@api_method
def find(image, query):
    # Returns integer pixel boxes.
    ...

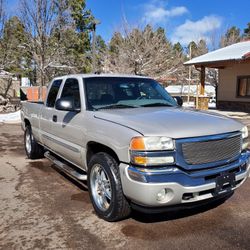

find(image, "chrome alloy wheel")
[90,164,112,211]
[25,131,32,154]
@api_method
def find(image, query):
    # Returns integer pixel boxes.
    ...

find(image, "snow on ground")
[166,85,215,96]
[210,110,250,119]
[183,101,216,109]
[0,111,21,124]
[183,102,249,118]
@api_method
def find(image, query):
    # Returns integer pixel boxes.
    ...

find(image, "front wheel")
[24,125,44,159]
[87,152,131,221]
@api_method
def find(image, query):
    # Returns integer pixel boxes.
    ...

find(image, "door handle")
[52,115,57,122]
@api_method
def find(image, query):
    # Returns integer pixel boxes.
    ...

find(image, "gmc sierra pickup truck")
[21,74,250,221]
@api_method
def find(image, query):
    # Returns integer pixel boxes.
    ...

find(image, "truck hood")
[94,107,243,139]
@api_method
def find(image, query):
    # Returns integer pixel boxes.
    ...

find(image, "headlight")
[241,126,249,150]
[241,126,249,139]
[129,137,175,166]
[130,136,174,151]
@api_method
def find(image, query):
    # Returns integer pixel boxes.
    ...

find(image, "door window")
[46,79,62,107]
[61,78,81,109]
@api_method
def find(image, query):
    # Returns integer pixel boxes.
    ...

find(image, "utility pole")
[91,19,100,74]
[187,43,192,104]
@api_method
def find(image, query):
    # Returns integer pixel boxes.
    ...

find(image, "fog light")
[156,188,167,201]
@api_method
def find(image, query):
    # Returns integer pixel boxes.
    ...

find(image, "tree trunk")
[3,78,12,98]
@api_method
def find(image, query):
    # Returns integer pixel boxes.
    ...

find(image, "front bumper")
[119,151,250,207]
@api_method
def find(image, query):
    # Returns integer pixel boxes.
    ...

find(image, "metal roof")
[184,41,250,66]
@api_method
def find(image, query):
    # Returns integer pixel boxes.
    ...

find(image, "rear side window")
[46,80,62,107]
[61,78,81,109]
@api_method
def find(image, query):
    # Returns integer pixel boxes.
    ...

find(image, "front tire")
[24,125,44,159]
[87,152,131,221]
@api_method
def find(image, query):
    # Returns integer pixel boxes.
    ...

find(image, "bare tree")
[19,0,74,88]
[106,24,184,80]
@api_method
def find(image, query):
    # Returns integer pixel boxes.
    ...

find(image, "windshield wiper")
[141,103,173,107]
[97,104,138,110]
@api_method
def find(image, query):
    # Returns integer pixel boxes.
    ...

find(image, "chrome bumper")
[119,151,250,207]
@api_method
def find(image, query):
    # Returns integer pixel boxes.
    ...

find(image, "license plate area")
[214,172,236,195]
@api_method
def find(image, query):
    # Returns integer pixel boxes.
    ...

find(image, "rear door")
[49,77,85,167]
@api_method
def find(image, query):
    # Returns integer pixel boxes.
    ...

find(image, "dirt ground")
[0,121,250,250]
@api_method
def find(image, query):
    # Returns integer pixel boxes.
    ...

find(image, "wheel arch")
[24,118,31,128]
[86,141,120,166]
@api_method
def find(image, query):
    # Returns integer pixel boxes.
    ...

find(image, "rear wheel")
[24,125,44,159]
[88,152,131,221]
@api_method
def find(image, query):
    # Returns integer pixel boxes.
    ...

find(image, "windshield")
[84,77,178,110]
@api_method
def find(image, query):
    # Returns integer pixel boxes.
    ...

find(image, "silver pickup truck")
[21,74,250,221]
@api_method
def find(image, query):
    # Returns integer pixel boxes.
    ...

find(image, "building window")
[237,76,250,97]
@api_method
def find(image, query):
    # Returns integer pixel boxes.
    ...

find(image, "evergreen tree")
[68,0,93,32]
[220,26,241,47]
[197,39,208,55]
[19,0,95,86]
[109,32,123,54]
[95,35,107,72]
[188,40,208,58]
[61,0,94,73]
[1,16,29,74]
[173,42,183,54]
[243,22,250,39]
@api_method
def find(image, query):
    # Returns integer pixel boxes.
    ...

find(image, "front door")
[49,78,85,167]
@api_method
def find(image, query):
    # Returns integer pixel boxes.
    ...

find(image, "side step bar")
[44,151,87,184]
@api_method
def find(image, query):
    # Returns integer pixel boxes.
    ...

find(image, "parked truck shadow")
[50,164,88,192]
[130,192,233,223]
[48,162,233,223]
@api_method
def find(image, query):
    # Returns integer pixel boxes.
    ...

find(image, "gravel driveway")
[0,121,250,250]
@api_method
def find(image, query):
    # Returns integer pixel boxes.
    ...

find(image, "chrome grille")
[182,135,242,165]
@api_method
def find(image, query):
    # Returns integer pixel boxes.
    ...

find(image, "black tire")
[87,152,131,221]
[24,125,44,159]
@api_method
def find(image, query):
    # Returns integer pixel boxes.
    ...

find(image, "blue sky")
[6,0,250,46]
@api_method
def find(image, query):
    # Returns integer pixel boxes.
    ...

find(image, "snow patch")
[0,111,21,124]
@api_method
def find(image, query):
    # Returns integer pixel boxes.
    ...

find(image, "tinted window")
[61,78,81,109]
[46,80,62,107]
[84,77,177,110]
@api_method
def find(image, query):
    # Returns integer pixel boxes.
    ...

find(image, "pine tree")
[68,0,93,32]
[188,39,208,58]
[220,26,241,47]
[243,23,250,39]
[173,42,183,54]
[19,0,96,86]
[0,16,29,74]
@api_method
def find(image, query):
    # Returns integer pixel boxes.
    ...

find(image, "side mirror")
[173,96,183,107]
[55,98,80,112]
